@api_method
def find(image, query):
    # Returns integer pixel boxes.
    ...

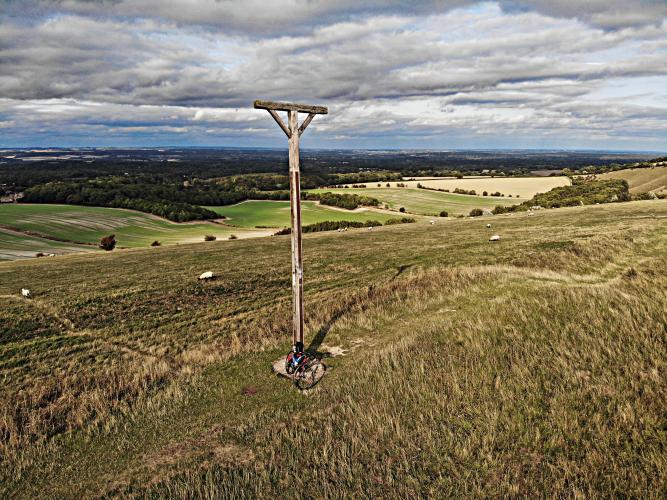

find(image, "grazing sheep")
[486,223,491,228]
[489,235,501,242]
[198,271,214,280]
[21,288,31,298]
[527,211,535,217]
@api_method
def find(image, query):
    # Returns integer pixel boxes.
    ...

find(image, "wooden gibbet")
[253,100,328,353]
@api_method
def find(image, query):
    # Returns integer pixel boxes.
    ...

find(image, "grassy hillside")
[0,228,94,261]
[205,200,395,227]
[598,166,667,195]
[308,187,515,215]
[0,204,261,253]
[0,200,665,497]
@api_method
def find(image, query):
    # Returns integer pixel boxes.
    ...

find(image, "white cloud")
[1,1,666,149]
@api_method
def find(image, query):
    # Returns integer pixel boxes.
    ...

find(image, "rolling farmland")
[308,187,515,215]
[0,204,262,255]
[401,176,569,198]
[0,228,93,261]
[0,202,400,261]
[205,200,396,227]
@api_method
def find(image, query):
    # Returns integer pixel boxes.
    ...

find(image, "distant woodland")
[1,149,661,221]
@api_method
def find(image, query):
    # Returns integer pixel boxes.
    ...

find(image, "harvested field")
[401,176,570,198]
[204,200,396,228]
[308,187,515,215]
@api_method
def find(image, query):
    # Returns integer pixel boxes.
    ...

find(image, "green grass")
[204,200,396,227]
[0,204,259,252]
[308,187,516,215]
[0,200,665,497]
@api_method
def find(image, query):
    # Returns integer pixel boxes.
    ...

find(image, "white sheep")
[486,223,491,228]
[198,271,214,280]
[489,235,501,242]
[21,288,31,298]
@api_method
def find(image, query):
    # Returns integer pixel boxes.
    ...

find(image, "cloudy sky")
[1,0,666,150]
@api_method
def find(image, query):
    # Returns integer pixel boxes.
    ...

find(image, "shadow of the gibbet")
[306,306,347,357]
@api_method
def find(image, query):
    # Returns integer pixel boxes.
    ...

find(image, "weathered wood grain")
[254,99,328,115]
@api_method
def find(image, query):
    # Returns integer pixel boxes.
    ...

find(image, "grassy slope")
[1,200,666,497]
[205,200,396,227]
[0,228,94,261]
[308,187,515,215]
[0,204,258,251]
[599,166,667,195]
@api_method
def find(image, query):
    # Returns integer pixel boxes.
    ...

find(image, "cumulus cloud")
[1,1,666,149]
[6,0,667,32]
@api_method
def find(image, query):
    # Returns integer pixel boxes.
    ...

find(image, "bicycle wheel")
[294,358,326,390]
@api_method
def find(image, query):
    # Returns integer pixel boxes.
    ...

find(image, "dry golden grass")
[134,263,667,498]
[0,200,665,497]
[599,166,667,195]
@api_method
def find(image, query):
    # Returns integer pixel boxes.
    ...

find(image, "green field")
[205,200,396,227]
[308,187,516,215]
[0,204,260,256]
[1,200,665,497]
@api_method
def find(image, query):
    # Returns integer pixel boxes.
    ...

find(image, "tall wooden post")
[253,100,328,353]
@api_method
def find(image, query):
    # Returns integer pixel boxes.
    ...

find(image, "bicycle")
[285,351,326,389]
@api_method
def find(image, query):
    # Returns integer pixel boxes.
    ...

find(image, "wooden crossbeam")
[254,99,328,354]
[254,99,328,115]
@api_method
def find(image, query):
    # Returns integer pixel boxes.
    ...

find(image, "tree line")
[20,176,384,222]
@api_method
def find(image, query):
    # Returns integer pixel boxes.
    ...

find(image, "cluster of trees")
[384,217,416,225]
[305,192,380,210]
[565,157,666,176]
[22,179,220,222]
[488,178,631,215]
[214,173,329,192]
[275,216,415,235]
[453,187,477,196]
[418,184,511,197]
[276,220,381,234]
[520,178,630,209]
[330,171,402,185]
